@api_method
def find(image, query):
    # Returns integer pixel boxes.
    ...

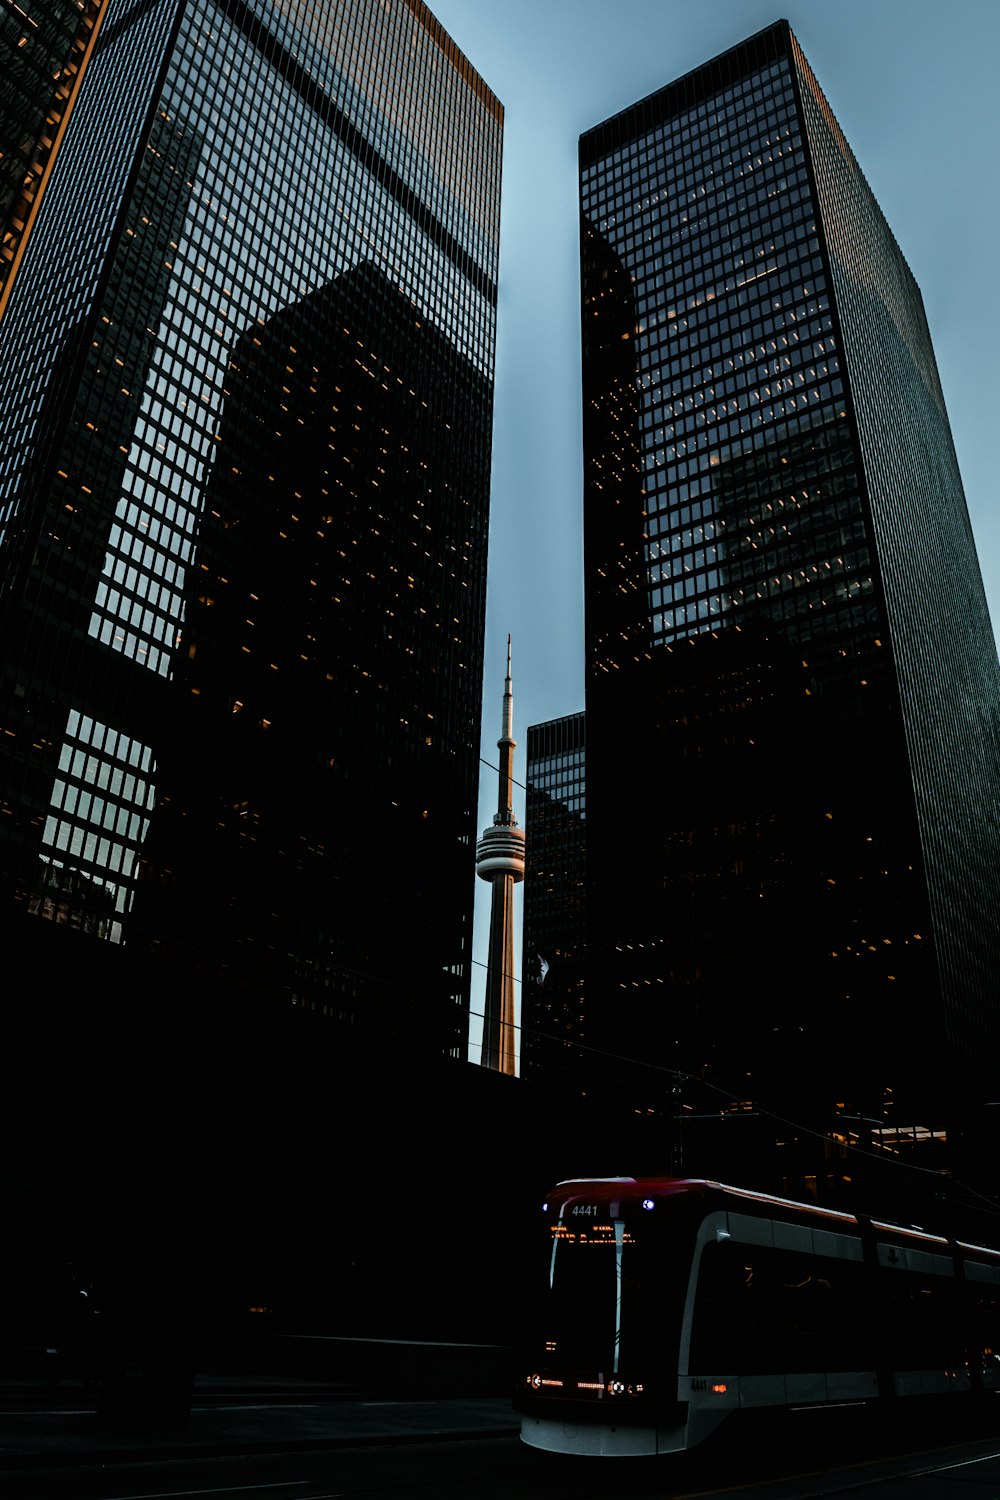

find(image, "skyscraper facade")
[0,0,502,1057]
[579,21,999,1168]
[521,711,587,1083]
[0,0,110,319]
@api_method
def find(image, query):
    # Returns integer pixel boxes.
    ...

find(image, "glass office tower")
[580,22,999,1170]
[0,0,110,318]
[0,0,502,1058]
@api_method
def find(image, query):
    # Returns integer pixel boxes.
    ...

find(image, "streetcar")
[516,1176,1000,1457]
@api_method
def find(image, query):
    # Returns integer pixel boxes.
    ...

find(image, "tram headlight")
[608,1379,626,1396]
[528,1372,542,1390]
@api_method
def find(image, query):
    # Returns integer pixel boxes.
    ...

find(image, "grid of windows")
[0,0,501,1059]
[36,709,155,941]
[578,21,1000,1160]
[527,744,585,817]
[791,30,1000,1075]
[581,52,866,662]
[0,0,109,317]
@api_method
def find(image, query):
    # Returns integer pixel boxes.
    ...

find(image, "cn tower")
[476,637,525,1074]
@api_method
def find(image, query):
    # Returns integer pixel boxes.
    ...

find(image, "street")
[4,1388,1000,1499]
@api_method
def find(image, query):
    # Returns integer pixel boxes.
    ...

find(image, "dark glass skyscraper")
[579,22,999,1173]
[0,0,502,1058]
[0,0,109,319]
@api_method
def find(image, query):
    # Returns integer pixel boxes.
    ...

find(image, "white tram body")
[516,1177,1000,1457]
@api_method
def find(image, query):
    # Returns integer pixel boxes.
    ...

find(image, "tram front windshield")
[543,1212,674,1372]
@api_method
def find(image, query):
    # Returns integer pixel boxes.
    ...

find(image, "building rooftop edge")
[526,710,586,742]
[402,0,504,123]
[579,17,791,158]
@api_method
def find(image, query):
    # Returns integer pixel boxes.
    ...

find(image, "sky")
[427,0,1000,1065]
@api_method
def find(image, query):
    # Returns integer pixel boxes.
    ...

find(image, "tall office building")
[0,0,502,1058]
[1,0,110,319]
[521,711,587,1082]
[579,21,999,1171]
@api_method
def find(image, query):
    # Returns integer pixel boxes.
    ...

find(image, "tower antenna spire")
[476,636,525,1074]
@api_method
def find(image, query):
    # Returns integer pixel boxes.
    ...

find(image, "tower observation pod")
[476,636,525,1075]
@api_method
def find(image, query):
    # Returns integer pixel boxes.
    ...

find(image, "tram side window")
[690,1241,870,1374]
[875,1268,962,1370]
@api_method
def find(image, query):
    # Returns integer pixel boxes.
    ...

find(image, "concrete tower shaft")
[476,636,524,1074]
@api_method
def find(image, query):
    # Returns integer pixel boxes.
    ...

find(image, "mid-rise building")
[578,21,999,1176]
[0,0,502,1058]
[521,711,587,1083]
